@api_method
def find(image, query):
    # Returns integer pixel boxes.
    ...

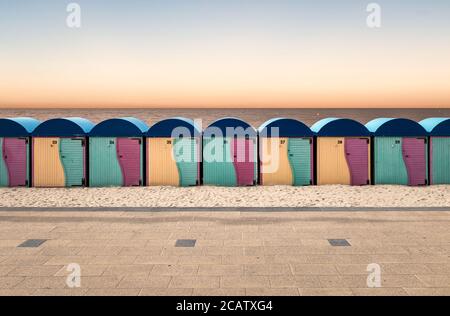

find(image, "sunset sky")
[0,0,449,108]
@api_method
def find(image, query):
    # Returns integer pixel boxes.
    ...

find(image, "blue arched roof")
[89,117,148,137]
[419,118,450,136]
[258,118,313,137]
[0,117,41,137]
[204,117,256,137]
[33,117,94,137]
[311,118,370,137]
[147,117,201,137]
[366,118,427,137]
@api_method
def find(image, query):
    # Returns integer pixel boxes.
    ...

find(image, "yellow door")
[260,138,293,185]
[317,137,351,185]
[33,138,65,187]
[147,138,180,186]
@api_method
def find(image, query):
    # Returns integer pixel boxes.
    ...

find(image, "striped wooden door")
[260,138,293,185]
[288,138,312,186]
[232,138,255,186]
[203,137,237,186]
[147,138,179,186]
[33,138,65,187]
[0,138,8,187]
[344,138,370,186]
[374,137,408,185]
[431,137,450,184]
[89,138,123,187]
[402,138,427,186]
[117,138,142,186]
[173,138,198,186]
[317,138,351,185]
[60,138,85,186]
[3,138,28,187]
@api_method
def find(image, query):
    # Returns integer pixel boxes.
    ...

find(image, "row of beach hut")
[0,116,449,188]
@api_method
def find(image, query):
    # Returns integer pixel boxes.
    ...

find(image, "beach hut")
[32,117,93,187]
[89,117,148,187]
[420,118,450,184]
[0,117,40,187]
[203,117,257,186]
[366,118,428,186]
[146,118,201,186]
[311,118,371,186]
[258,118,314,186]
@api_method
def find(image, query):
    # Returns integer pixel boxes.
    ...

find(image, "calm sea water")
[1,108,449,127]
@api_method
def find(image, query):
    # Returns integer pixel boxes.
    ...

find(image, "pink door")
[117,138,141,186]
[232,138,255,186]
[344,138,369,186]
[402,138,427,186]
[4,138,28,186]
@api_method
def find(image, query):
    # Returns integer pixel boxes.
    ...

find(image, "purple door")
[345,138,369,186]
[4,138,28,186]
[402,138,427,186]
[117,138,141,186]
[232,138,255,186]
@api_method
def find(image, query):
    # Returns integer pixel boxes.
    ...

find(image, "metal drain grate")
[18,239,47,248]
[175,239,196,247]
[328,239,351,247]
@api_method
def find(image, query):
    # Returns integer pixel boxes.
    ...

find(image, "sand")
[0,185,449,208]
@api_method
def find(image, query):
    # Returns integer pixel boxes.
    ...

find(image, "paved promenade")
[0,209,449,296]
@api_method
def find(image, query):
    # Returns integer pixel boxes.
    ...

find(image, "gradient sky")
[0,0,449,108]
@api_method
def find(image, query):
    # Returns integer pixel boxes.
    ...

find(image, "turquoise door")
[203,137,237,186]
[89,137,123,187]
[174,137,199,186]
[431,137,450,184]
[0,138,8,187]
[288,138,312,186]
[374,137,408,185]
[60,138,85,186]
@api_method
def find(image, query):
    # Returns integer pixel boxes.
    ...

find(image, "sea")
[1,108,449,127]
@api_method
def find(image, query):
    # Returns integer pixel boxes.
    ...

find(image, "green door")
[431,137,450,184]
[374,137,408,185]
[203,137,237,186]
[89,137,123,187]
[288,138,312,186]
[0,138,8,187]
[60,138,85,186]
[174,138,198,186]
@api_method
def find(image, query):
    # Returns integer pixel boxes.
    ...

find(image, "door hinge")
[81,140,86,147]
[367,180,370,185]
[82,178,86,185]
[309,180,313,185]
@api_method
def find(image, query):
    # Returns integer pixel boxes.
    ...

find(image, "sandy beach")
[0,185,449,208]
